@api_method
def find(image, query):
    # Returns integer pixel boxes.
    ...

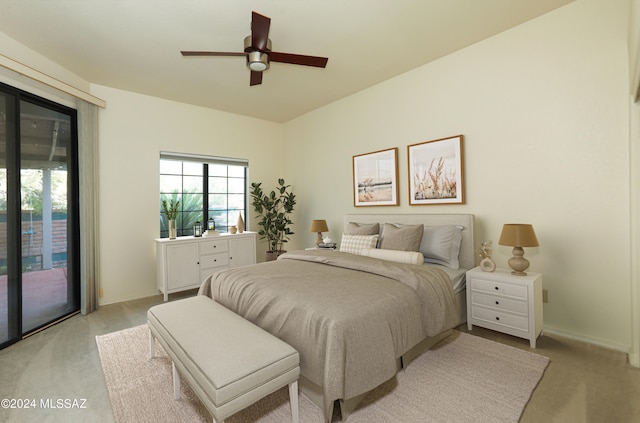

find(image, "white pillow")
[361,248,424,265]
[420,225,464,269]
[340,234,379,255]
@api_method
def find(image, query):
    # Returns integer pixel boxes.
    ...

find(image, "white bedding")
[427,264,467,294]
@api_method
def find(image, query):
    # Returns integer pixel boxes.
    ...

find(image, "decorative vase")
[237,212,244,233]
[229,225,237,234]
[168,219,177,239]
[480,257,496,272]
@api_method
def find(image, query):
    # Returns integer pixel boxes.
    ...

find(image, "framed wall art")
[408,135,465,205]
[352,147,399,207]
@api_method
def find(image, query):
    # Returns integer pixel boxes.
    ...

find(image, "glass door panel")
[0,93,11,344]
[20,100,76,333]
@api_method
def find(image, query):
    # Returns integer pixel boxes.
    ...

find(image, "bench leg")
[148,328,155,358]
[172,361,181,400]
[289,380,299,423]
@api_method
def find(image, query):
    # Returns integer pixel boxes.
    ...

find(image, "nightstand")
[466,267,543,348]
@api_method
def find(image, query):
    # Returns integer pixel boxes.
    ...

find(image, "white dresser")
[155,232,256,301]
[466,266,543,348]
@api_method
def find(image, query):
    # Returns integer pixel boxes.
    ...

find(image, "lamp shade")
[498,224,539,247]
[310,220,329,233]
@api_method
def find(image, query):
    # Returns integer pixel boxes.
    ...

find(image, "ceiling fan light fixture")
[182,15,328,86]
[247,51,269,71]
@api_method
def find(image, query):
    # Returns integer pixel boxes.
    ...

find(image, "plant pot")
[265,250,286,262]
[168,219,177,239]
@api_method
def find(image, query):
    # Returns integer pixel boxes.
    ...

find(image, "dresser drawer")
[200,239,229,255]
[470,278,528,300]
[200,252,229,269]
[471,306,529,332]
[471,291,529,315]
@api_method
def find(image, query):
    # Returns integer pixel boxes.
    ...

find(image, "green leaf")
[249,178,296,253]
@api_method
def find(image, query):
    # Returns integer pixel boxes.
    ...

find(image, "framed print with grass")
[408,135,465,205]
[353,147,399,207]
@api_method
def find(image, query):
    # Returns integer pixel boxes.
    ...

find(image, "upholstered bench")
[147,295,300,423]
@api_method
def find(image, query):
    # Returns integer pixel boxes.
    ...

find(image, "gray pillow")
[379,223,423,251]
[420,225,464,269]
[345,222,380,235]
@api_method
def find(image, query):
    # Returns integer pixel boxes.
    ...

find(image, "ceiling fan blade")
[181,51,246,57]
[269,51,328,68]
[250,70,263,86]
[251,11,271,51]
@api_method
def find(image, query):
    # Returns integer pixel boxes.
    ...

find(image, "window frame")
[159,152,248,238]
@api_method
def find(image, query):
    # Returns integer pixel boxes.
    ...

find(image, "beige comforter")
[198,250,458,416]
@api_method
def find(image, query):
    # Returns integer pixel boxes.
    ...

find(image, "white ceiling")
[0,0,573,123]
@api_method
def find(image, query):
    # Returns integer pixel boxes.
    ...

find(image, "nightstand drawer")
[471,292,528,315]
[470,278,528,300]
[471,306,529,332]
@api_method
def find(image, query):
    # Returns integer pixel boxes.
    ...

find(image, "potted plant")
[250,178,296,261]
[162,199,180,239]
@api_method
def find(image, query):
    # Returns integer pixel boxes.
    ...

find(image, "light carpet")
[96,325,549,422]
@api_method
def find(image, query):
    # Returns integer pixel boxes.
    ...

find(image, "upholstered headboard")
[343,214,476,270]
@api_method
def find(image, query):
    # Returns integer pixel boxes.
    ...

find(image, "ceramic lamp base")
[508,246,530,275]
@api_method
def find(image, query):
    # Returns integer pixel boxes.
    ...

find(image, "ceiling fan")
[181,11,329,86]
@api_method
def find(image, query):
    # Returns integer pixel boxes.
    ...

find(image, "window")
[159,152,248,238]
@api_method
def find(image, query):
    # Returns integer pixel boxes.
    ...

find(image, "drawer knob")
[495,301,500,305]
[495,317,500,321]
[494,286,499,291]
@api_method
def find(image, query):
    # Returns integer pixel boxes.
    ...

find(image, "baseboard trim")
[543,325,630,355]
[98,289,159,306]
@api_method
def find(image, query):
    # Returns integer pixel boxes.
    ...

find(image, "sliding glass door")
[0,91,16,345]
[0,83,79,348]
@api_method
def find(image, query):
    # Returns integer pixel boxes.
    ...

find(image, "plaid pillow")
[340,234,379,255]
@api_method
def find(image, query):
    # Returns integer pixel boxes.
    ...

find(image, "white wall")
[0,32,92,94]
[627,0,640,367]
[91,85,283,305]
[284,0,633,352]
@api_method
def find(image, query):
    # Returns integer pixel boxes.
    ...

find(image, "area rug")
[96,325,549,422]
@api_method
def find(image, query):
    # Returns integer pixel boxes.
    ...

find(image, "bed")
[342,213,475,326]
[198,213,475,422]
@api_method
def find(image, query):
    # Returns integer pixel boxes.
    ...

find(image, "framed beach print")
[353,147,399,207]
[408,135,465,205]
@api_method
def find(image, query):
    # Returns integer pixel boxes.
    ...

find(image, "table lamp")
[498,224,539,275]
[310,220,329,248]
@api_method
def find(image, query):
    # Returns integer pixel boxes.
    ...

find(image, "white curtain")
[77,100,100,314]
